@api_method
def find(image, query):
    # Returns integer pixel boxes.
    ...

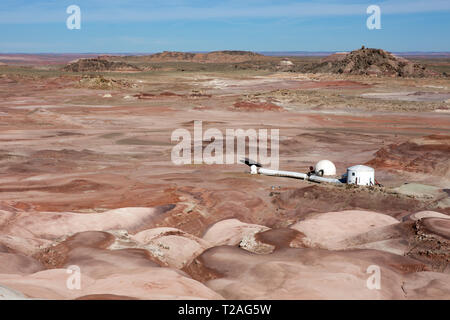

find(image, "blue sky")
[0,0,449,53]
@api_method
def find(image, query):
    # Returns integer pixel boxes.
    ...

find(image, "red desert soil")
[0,64,448,299]
[134,92,183,99]
[184,245,446,299]
[296,80,372,89]
[232,101,284,112]
[366,135,450,176]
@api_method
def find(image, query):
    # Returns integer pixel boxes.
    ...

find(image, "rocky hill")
[63,58,141,72]
[303,47,439,77]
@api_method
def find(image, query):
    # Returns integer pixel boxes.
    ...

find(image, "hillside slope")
[303,47,439,77]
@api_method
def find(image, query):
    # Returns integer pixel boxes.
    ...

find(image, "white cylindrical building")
[346,165,375,186]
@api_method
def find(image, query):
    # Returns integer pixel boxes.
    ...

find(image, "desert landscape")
[0,48,449,300]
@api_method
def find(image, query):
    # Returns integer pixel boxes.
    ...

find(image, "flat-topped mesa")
[122,50,268,63]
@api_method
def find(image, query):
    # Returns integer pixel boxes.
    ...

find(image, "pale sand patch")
[290,210,399,249]
[100,228,211,269]
[0,268,223,300]
[0,285,28,300]
[2,207,160,240]
[0,235,52,255]
[203,219,270,247]
[403,211,450,222]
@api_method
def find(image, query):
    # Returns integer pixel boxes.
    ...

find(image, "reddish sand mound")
[34,231,118,268]
[366,135,450,176]
[317,212,449,271]
[403,211,450,222]
[0,253,43,274]
[33,228,210,270]
[337,221,414,256]
[1,206,174,240]
[202,219,269,247]
[7,231,225,300]
[0,234,52,256]
[185,246,443,299]
[232,101,283,112]
[402,272,450,299]
[131,227,211,269]
[0,267,223,300]
[420,218,450,240]
[255,228,307,250]
[290,210,399,249]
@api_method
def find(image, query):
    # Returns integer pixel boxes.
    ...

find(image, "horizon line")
[0,47,450,55]
[1,51,450,56]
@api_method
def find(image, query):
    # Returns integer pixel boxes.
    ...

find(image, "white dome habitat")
[315,160,337,176]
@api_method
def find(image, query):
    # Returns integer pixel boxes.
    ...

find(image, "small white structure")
[347,165,375,186]
[315,160,336,176]
[246,158,378,187]
[280,59,294,66]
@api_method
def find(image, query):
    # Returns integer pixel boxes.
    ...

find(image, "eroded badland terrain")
[0,49,449,300]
